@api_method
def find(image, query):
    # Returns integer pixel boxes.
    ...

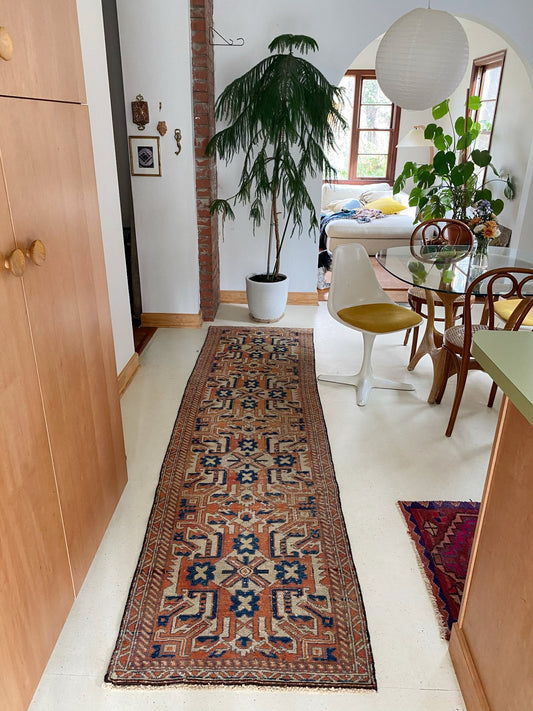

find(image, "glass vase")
[473,236,489,269]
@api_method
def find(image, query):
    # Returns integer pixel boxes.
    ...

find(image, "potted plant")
[393,95,515,227]
[205,34,346,321]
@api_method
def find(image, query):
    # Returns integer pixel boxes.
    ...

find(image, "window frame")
[469,50,506,164]
[331,69,401,185]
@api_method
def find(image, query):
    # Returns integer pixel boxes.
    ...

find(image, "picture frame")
[129,136,161,176]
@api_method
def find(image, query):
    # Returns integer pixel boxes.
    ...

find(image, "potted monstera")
[205,34,345,321]
[394,95,515,224]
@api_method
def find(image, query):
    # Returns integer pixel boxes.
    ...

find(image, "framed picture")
[129,136,161,176]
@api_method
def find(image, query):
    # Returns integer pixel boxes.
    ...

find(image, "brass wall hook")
[174,129,182,156]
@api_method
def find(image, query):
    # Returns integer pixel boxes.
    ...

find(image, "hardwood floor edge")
[118,352,140,397]
[140,312,203,328]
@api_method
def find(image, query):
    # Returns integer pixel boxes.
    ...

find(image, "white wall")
[116,0,200,316]
[76,0,134,374]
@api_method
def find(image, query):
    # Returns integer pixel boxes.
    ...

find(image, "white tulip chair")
[318,243,422,405]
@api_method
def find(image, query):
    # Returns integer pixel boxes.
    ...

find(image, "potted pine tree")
[205,34,346,321]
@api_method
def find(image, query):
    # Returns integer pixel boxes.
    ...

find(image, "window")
[326,70,401,184]
[470,51,506,154]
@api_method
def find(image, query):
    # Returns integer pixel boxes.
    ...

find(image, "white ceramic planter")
[245,273,289,322]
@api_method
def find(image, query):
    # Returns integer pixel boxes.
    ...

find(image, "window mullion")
[349,73,362,181]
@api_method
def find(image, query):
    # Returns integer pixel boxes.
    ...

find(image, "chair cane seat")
[338,303,422,334]
[443,323,498,352]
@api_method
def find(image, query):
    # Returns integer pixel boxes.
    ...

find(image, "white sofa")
[321,182,417,255]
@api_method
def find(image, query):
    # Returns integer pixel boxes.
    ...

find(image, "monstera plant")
[394,95,515,223]
[205,34,346,321]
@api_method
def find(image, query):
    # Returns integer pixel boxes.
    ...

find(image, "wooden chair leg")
[405,298,422,358]
[445,357,470,437]
[488,381,498,408]
[408,325,419,362]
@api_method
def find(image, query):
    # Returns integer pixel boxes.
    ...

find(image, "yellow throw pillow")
[364,197,408,215]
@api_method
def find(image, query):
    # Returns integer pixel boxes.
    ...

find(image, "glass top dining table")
[375,244,533,402]
[376,245,533,296]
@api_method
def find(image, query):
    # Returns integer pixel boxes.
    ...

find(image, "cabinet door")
[0,0,85,101]
[0,158,74,711]
[0,97,128,592]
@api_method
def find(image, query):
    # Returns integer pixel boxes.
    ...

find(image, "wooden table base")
[407,289,460,402]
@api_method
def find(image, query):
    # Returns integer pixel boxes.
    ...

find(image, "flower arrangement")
[468,199,501,267]
[468,199,501,243]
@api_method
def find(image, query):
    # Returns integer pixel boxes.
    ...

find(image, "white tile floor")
[30,302,501,710]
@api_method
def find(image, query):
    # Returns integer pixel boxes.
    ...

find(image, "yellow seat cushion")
[494,298,533,326]
[337,303,423,333]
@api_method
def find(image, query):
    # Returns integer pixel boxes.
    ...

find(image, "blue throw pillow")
[341,198,361,211]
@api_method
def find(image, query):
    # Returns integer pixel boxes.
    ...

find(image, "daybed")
[320,182,417,255]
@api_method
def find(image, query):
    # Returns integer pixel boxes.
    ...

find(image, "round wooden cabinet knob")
[3,248,26,277]
[26,239,46,266]
[0,26,13,62]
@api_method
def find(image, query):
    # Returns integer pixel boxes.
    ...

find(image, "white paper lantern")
[376,8,469,111]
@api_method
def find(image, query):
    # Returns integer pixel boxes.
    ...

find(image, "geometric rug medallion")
[398,500,480,639]
[106,327,376,689]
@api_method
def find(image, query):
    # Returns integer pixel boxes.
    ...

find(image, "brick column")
[190,0,219,321]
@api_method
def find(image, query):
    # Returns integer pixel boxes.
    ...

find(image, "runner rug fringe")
[398,500,480,639]
[106,327,376,689]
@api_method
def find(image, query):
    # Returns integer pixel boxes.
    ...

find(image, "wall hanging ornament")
[174,128,182,156]
[376,8,469,111]
[129,136,161,176]
[131,94,149,130]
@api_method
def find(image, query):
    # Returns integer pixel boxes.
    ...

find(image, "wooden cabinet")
[0,0,85,101]
[0,4,127,710]
[450,333,533,711]
[0,97,128,592]
[0,156,75,711]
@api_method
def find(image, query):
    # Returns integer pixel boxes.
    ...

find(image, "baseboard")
[220,290,318,306]
[118,352,140,397]
[220,290,247,304]
[449,624,490,711]
[140,312,203,328]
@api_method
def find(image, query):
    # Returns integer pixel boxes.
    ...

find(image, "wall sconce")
[131,94,149,130]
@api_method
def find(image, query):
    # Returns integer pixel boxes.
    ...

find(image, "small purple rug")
[398,500,480,639]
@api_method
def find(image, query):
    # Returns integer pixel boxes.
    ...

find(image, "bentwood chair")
[317,243,422,406]
[434,266,533,436]
[404,219,474,363]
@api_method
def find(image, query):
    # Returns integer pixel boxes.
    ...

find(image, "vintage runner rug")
[106,327,376,689]
[398,500,480,639]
